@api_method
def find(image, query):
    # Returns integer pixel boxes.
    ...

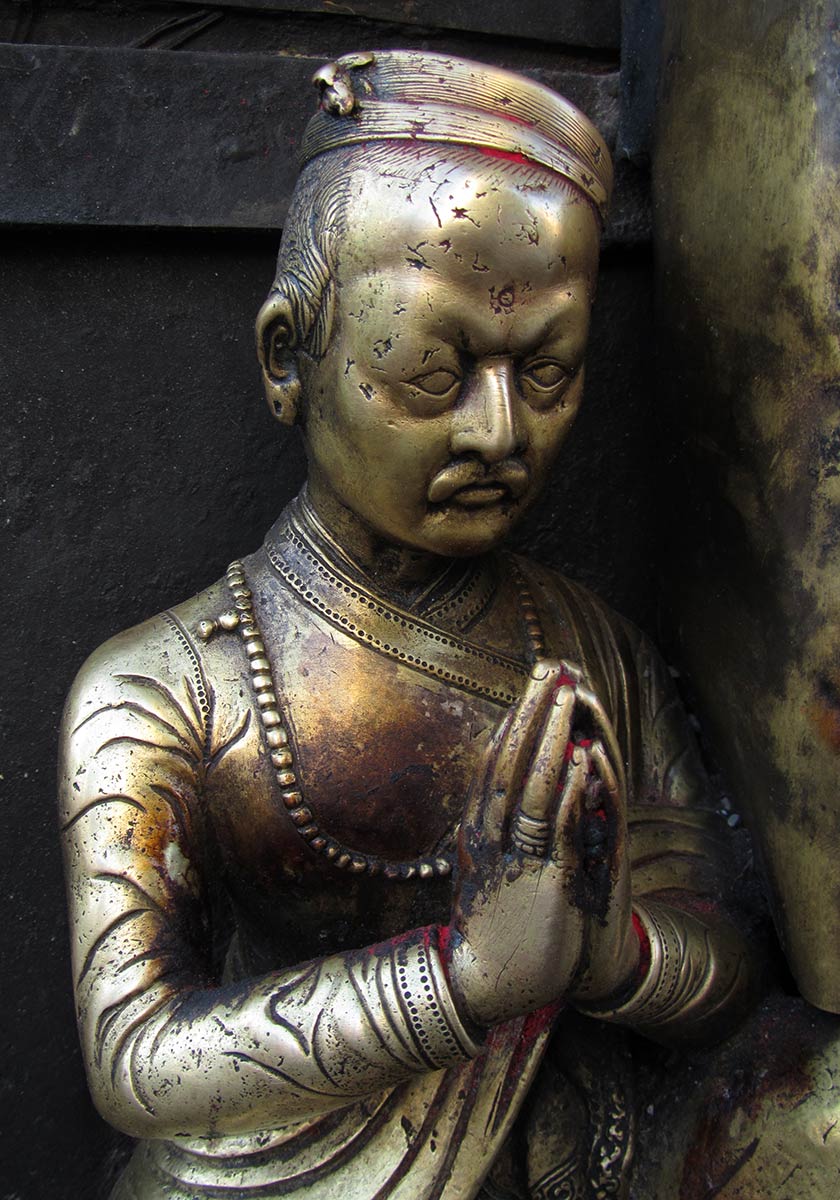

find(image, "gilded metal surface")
[580,898,750,1046]
[629,993,840,1198]
[526,1018,636,1200]
[653,2,840,1013]
[61,51,754,1198]
[300,52,613,220]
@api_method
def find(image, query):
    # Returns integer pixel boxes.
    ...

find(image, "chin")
[419,506,522,558]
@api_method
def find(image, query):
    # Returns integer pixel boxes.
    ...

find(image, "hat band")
[299,100,609,221]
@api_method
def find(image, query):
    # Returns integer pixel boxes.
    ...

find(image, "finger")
[550,745,590,865]
[583,742,634,990]
[485,661,565,830]
[461,707,515,836]
[589,739,620,807]
[518,685,576,822]
[574,684,625,798]
[558,659,584,687]
[572,682,613,744]
[589,739,628,868]
[581,739,633,924]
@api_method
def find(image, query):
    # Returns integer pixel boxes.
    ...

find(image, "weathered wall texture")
[653,0,840,1011]
[1,4,659,1195]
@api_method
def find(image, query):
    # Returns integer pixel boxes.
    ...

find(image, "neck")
[304,477,452,595]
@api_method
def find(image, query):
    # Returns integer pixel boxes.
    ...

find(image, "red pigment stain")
[478,146,534,167]
[437,924,453,960]
[522,1001,561,1041]
[564,738,593,764]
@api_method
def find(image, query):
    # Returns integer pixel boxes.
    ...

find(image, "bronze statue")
[59,52,755,1199]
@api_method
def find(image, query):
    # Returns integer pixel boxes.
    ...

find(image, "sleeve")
[59,614,479,1141]
[584,624,758,1046]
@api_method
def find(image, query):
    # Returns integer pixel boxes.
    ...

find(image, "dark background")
[1,3,663,1195]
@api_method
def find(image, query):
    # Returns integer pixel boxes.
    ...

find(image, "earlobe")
[255,293,301,426]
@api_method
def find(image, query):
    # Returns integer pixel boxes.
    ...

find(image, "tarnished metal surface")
[631,995,840,1198]
[59,50,754,1198]
[653,1,840,1011]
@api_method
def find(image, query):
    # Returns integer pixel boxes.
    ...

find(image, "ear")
[255,292,301,426]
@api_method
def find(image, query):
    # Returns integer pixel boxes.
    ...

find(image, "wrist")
[574,899,748,1044]
[388,926,483,1065]
[570,908,647,1011]
[437,925,489,1037]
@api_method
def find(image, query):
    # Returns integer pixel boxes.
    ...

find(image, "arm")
[569,632,757,1045]
[60,619,478,1141]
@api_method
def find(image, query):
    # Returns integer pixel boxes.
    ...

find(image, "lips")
[449,483,510,507]
[427,460,530,506]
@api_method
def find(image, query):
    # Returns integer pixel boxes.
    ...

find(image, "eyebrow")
[449,281,591,357]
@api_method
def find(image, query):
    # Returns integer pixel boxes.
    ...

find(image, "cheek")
[335,367,448,463]
[523,388,585,466]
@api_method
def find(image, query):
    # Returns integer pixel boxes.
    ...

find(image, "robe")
[59,495,748,1199]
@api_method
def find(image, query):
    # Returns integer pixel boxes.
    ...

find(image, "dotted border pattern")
[267,523,531,706]
[225,560,453,883]
[394,935,478,1068]
[422,559,497,632]
[163,610,212,760]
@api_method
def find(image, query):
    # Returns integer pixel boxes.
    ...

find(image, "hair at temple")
[266,140,582,361]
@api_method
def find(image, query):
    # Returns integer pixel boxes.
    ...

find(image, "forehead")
[331,153,599,357]
[338,152,600,296]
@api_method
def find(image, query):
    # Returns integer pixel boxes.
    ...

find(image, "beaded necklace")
[200,539,545,882]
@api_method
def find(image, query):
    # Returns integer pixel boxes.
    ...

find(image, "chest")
[205,604,511,961]
[283,619,503,858]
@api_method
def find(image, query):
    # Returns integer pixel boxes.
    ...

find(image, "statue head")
[256,51,612,559]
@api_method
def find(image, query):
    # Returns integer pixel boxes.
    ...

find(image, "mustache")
[427,458,530,504]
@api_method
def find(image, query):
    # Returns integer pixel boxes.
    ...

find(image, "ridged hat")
[300,50,613,222]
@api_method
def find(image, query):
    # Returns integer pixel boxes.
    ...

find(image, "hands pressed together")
[447,659,642,1030]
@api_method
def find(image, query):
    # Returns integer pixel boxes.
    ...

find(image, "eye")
[407,368,462,398]
[519,359,571,393]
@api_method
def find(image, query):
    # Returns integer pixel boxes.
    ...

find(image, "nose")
[449,358,523,464]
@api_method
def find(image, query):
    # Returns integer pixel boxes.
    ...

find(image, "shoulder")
[514,555,711,808]
[68,577,228,699]
[61,573,241,756]
[513,554,648,665]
